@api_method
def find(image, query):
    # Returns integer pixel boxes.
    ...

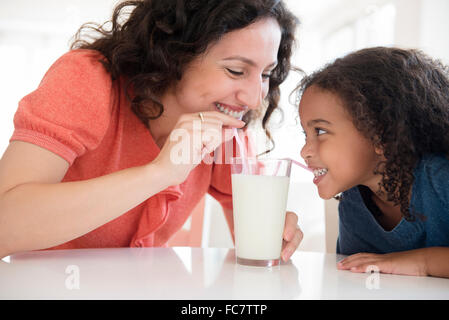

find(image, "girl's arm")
[337,247,449,278]
[424,247,449,278]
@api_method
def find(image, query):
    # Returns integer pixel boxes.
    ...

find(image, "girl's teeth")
[313,168,328,177]
[216,103,244,119]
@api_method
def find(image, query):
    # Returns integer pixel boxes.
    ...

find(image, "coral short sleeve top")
[10,49,235,249]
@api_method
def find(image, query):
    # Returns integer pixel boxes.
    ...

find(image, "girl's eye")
[226,68,244,76]
[315,128,327,136]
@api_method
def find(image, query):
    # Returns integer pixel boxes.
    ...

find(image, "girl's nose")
[300,140,313,162]
[236,76,267,110]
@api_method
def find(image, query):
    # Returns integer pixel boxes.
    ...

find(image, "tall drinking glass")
[231,158,292,267]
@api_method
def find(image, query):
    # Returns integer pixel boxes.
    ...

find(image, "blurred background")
[0,0,448,253]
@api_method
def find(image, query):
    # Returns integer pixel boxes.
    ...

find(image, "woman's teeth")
[215,103,245,119]
[313,168,328,178]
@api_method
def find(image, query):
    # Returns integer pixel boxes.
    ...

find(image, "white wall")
[0,0,119,156]
[394,0,449,64]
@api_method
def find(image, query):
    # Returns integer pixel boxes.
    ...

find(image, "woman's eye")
[226,68,244,76]
[262,73,271,80]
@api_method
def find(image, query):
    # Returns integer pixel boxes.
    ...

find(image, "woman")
[0,0,302,261]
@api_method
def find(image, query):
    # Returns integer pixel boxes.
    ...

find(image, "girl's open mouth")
[313,168,328,184]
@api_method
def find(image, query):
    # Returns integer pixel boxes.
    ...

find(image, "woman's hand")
[281,211,303,262]
[337,249,428,276]
[152,111,244,186]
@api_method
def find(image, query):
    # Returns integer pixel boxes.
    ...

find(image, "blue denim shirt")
[337,154,449,255]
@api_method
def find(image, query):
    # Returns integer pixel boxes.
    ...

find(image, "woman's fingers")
[177,111,245,150]
[282,228,303,262]
[281,211,302,261]
[283,211,299,241]
[158,110,245,184]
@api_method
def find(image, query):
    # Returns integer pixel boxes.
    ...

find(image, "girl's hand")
[152,111,244,186]
[281,211,303,262]
[337,249,428,276]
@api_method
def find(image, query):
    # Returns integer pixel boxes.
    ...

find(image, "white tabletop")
[1,247,448,300]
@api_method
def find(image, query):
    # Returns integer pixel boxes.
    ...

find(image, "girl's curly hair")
[71,0,298,146]
[295,47,449,221]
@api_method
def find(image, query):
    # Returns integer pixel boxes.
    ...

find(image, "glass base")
[236,256,280,267]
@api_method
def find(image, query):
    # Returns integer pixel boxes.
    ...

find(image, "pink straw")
[283,158,313,172]
[273,158,312,176]
[233,127,249,174]
[233,114,251,174]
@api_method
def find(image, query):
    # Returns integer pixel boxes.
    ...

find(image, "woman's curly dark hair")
[71,0,298,146]
[295,47,449,221]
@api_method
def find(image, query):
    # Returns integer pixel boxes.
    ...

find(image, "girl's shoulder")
[417,154,449,176]
[414,154,449,206]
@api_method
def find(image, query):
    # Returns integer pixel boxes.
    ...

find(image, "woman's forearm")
[425,247,449,278]
[0,163,171,257]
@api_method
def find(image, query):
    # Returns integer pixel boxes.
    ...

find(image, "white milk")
[231,174,290,260]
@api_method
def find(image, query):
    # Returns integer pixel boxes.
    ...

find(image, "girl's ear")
[372,136,384,156]
[374,145,384,156]
[373,140,384,156]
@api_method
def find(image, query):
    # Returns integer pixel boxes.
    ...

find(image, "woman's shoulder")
[45,49,110,81]
[35,49,115,104]
[12,49,117,164]
[54,49,107,66]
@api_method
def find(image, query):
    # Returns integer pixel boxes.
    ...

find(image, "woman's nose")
[236,76,266,110]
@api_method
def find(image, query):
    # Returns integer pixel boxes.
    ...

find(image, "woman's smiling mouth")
[214,102,247,119]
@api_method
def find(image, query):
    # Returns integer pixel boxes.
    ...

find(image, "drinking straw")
[283,158,313,172]
[233,114,251,174]
[273,158,312,177]
[233,127,249,174]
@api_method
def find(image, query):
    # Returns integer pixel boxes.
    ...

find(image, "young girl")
[297,47,449,278]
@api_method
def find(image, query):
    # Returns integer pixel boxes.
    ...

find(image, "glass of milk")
[231,158,292,267]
